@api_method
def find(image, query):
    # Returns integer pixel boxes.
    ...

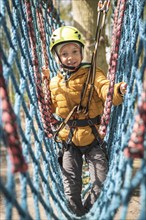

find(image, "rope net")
[0,0,145,220]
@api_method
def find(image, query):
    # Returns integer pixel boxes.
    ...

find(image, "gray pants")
[62,140,108,216]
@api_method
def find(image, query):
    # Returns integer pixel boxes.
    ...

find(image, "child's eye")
[61,52,68,57]
[73,50,78,54]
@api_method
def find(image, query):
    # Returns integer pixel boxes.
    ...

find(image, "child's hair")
[55,42,81,55]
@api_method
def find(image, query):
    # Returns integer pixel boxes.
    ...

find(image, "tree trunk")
[72,0,108,74]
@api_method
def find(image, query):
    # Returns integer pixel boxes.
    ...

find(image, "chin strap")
[61,62,83,73]
[61,63,91,81]
[61,63,77,71]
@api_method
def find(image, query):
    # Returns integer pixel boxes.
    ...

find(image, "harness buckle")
[88,119,94,126]
[71,120,77,127]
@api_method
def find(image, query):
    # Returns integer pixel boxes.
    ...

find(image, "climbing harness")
[54,105,78,142]
[67,115,101,127]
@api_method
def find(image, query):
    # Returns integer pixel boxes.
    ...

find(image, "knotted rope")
[0,0,145,219]
[124,69,146,158]
[36,3,58,127]
[99,0,126,138]
[0,58,28,173]
[25,0,58,138]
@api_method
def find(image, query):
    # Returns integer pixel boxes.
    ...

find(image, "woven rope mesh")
[0,0,146,219]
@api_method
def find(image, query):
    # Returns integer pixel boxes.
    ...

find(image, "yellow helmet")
[50,26,85,53]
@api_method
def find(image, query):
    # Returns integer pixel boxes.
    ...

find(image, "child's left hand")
[42,66,50,80]
[120,83,127,95]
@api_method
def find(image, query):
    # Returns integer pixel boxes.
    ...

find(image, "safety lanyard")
[78,0,110,115]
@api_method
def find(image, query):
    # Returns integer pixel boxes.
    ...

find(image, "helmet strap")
[61,63,83,82]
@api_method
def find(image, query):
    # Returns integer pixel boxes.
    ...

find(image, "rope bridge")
[0,0,145,219]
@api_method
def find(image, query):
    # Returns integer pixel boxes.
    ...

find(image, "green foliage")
[57,1,73,25]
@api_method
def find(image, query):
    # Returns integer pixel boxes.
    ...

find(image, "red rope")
[36,6,49,67]
[0,58,28,173]
[25,0,57,138]
[36,5,58,126]
[124,70,146,159]
[99,0,126,138]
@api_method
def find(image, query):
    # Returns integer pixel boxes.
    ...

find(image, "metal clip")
[98,0,110,13]
[71,120,76,127]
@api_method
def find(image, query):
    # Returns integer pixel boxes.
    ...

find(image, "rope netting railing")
[0,0,145,220]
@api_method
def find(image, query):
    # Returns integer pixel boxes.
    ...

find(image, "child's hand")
[42,66,50,80]
[120,83,127,95]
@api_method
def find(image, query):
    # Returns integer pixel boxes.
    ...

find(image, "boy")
[42,26,127,216]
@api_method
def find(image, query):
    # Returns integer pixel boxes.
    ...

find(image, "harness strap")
[54,105,78,142]
[78,1,110,115]
[91,125,103,145]
[65,115,102,146]
[67,115,101,127]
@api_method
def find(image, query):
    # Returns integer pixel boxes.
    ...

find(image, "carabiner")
[98,0,110,13]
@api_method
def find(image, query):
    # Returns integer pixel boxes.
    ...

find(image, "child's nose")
[68,55,73,60]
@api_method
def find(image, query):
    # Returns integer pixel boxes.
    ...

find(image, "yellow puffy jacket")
[50,65,123,147]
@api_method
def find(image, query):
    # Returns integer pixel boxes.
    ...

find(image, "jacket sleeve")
[94,68,124,106]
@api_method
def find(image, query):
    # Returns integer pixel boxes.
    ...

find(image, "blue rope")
[0,0,146,219]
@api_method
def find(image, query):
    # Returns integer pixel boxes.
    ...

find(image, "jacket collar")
[58,63,91,80]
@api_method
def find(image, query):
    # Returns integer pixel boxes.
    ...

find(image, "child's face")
[59,43,82,69]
